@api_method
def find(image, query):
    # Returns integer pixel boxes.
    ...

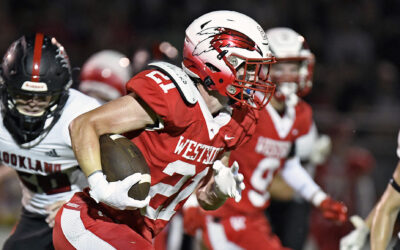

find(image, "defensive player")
[184,27,348,250]
[0,33,101,249]
[79,50,132,103]
[53,10,276,250]
[340,130,400,250]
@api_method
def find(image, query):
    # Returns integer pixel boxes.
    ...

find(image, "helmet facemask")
[1,86,68,145]
[266,27,315,106]
[224,54,276,109]
[270,57,313,107]
[10,89,59,116]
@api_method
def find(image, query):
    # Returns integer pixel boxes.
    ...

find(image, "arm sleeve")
[280,156,322,201]
[295,122,318,161]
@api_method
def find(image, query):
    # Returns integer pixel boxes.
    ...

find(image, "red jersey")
[97,69,257,239]
[209,101,313,217]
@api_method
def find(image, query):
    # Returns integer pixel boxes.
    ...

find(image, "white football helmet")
[79,50,132,102]
[183,10,276,109]
[266,27,315,105]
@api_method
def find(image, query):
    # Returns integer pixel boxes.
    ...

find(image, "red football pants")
[53,192,154,250]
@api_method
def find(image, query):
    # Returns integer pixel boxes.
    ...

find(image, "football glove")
[88,171,150,210]
[340,215,369,250]
[213,160,245,202]
[319,196,348,223]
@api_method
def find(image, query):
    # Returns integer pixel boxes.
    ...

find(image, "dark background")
[1,0,400,240]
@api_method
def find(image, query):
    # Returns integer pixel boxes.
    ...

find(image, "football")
[99,134,151,201]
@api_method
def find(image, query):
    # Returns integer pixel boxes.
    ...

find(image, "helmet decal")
[193,27,263,57]
[31,33,44,82]
[53,38,71,71]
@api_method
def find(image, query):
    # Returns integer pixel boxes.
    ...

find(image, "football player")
[340,130,400,250]
[0,33,101,249]
[52,10,276,250]
[184,27,348,250]
[79,50,133,103]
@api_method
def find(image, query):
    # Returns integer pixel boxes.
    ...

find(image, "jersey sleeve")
[295,122,318,160]
[125,69,179,127]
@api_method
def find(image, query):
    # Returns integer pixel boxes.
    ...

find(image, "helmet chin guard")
[274,82,299,107]
[183,10,276,109]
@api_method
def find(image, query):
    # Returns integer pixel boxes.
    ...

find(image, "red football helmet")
[182,10,276,109]
[266,27,315,105]
[79,50,132,102]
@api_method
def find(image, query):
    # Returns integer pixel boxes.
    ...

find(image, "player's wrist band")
[88,170,103,178]
[390,177,400,193]
[311,189,327,207]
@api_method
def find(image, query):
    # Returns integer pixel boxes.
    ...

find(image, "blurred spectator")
[131,41,179,74]
[309,116,376,250]
[0,165,21,227]
[373,60,400,112]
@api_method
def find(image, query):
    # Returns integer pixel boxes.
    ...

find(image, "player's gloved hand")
[340,215,369,250]
[318,196,348,223]
[88,171,150,210]
[213,160,245,202]
[45,200,66,228]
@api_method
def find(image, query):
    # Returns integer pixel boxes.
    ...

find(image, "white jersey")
[0,89,101,214]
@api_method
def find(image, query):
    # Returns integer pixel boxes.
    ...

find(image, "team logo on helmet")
[193,27,263,57]
[51,37,71,70]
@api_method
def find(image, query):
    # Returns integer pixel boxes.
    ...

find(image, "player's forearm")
[196,152,239,210]
[196,175,227,210]
[370,186,400,250]
[281,156,323,204]
[370,204,398,249]
[371,163,400,249]
[364,205,377,229]
[69,113,102,177]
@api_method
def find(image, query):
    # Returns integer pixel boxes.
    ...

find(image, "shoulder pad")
[148,62,198,105]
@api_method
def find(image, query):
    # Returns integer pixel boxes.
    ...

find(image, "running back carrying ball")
[99,134,151,200]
